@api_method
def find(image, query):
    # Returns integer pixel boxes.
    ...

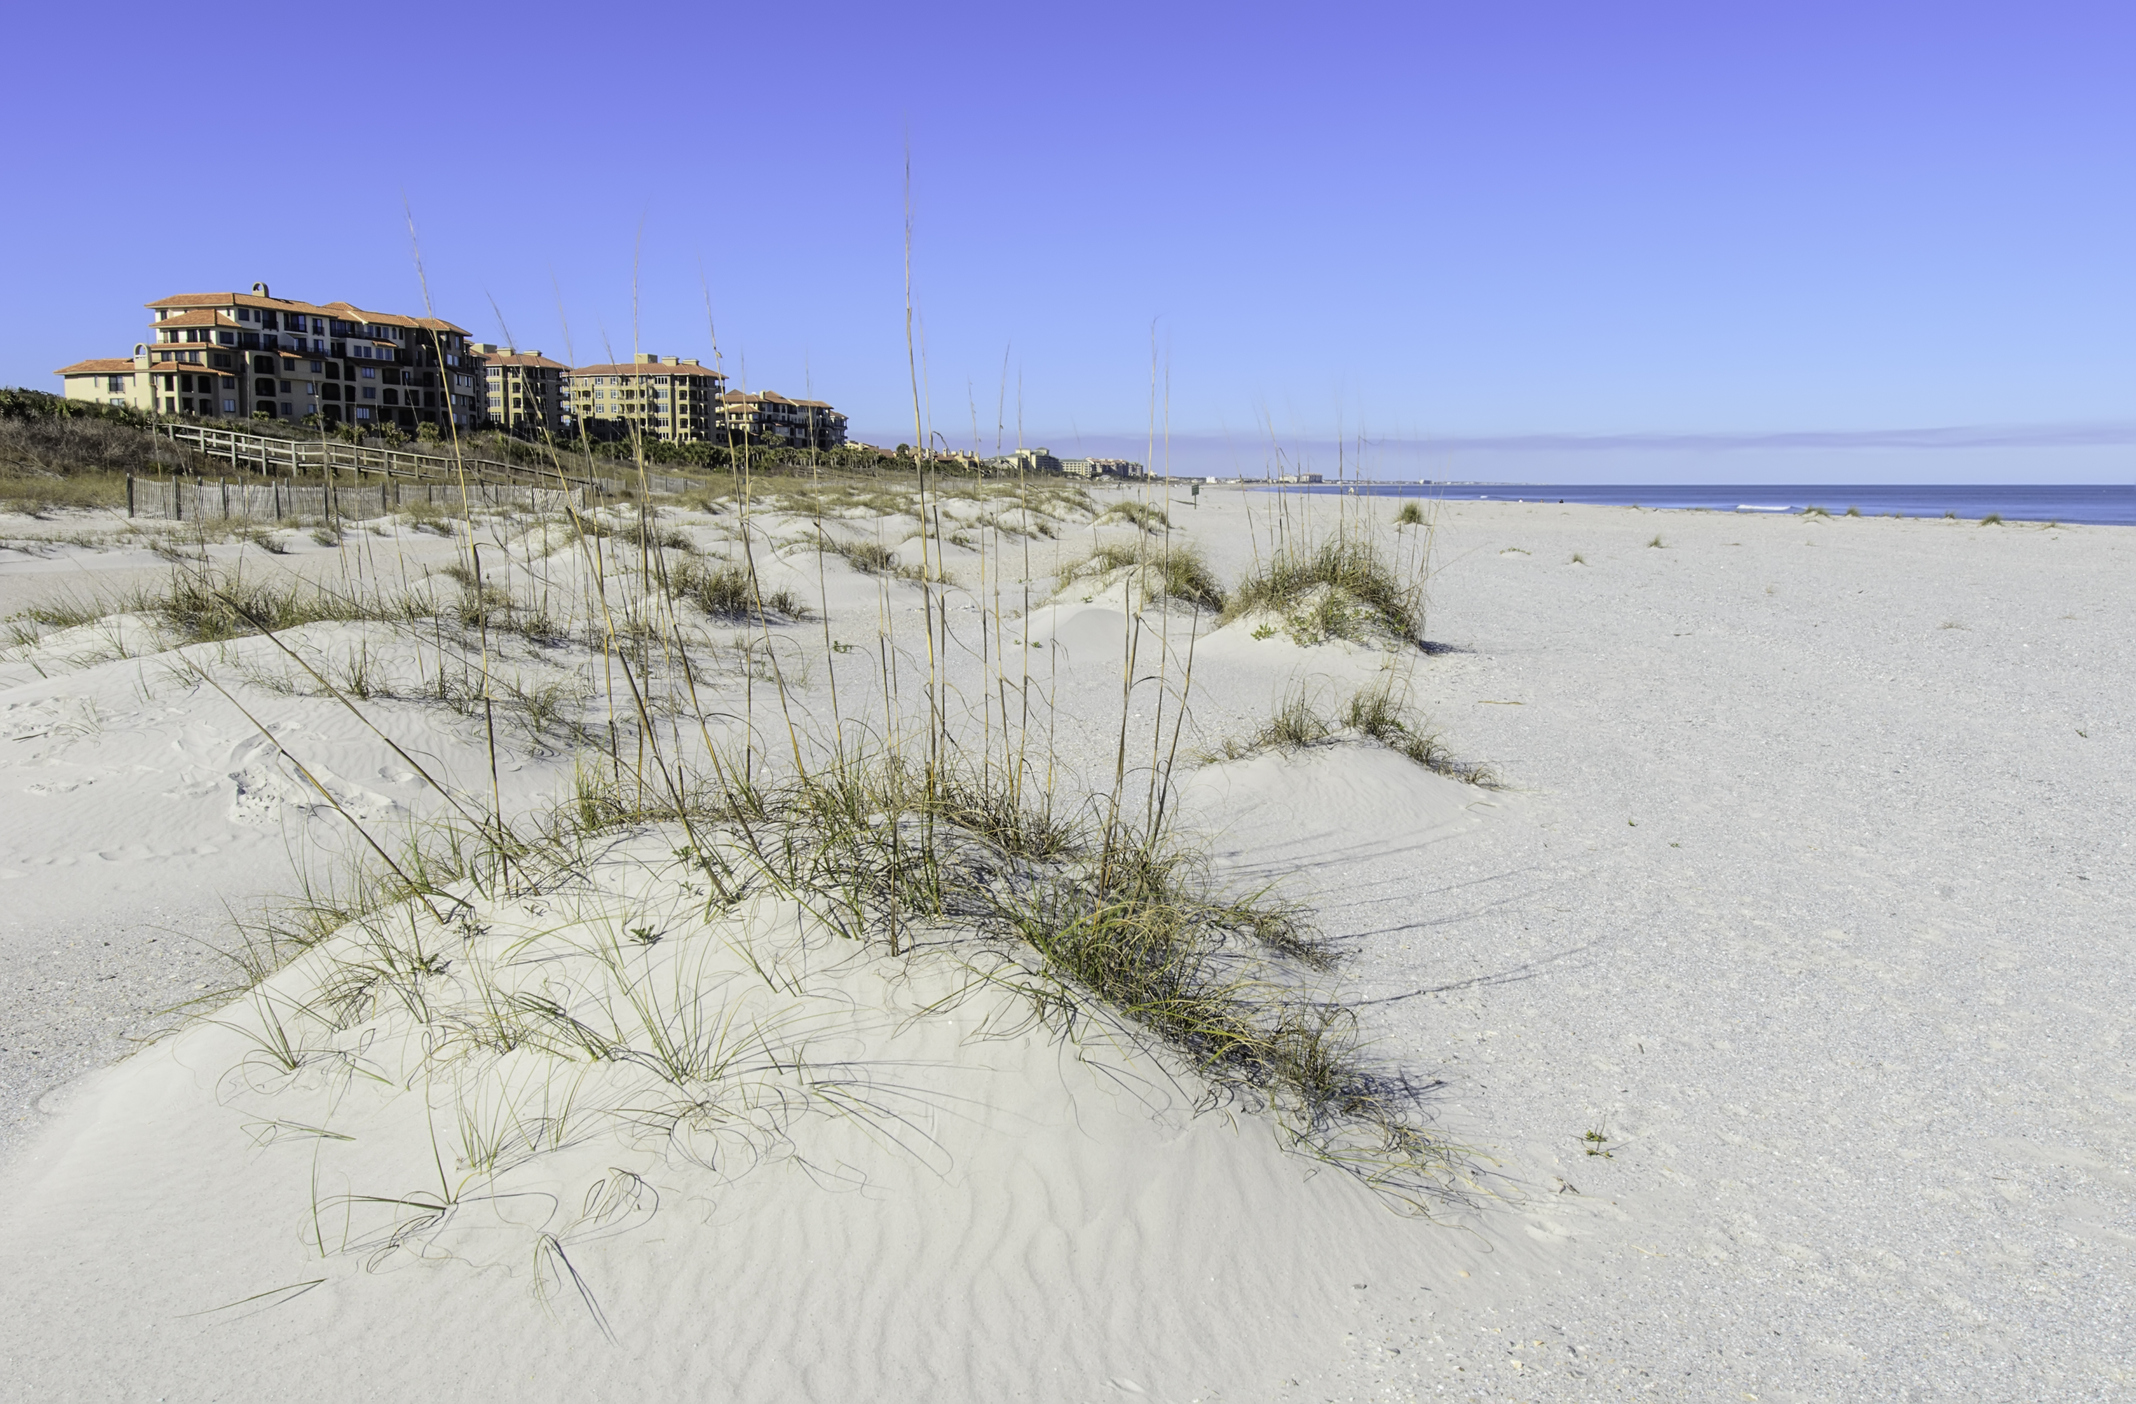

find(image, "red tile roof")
[154,308,240,328]
[719,390,840,410]
[485,352,570,370]
[54,358,138,376]
[145,292,468,334]
[572,361,726,379]
[147,292,323,313]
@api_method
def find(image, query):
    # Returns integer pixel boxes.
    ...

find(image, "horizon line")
[854,421,2136,455]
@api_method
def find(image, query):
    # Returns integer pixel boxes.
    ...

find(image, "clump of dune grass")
[152,568,418,644]
[1802,505,1830,518]
[1981,512,2004,526]
[833,538,898,574]
[1202,682,1492,785]
[1341,682,1495,783]
[668,560,804,621]
[219,745,1446,1224]
[1393,501,1428,527]
[1845,505,1863,518]
[615,515,696,554]
[1062,540,1223,612]
[1220,537,1421,646]
[1099,499,1170,533]
[1199,691,1334,759]
[535,756,1420,1165]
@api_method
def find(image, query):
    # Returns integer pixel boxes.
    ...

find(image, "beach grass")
[1220,537,1422,646]
[1203,680,1492,785]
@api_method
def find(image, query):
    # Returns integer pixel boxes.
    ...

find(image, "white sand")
[0,494,2128,1400]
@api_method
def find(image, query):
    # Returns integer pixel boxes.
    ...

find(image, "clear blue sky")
[8,1,2132,480]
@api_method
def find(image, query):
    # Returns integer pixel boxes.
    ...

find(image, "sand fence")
[126,476,592,521]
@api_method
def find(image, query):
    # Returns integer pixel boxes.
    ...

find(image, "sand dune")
[0,491,2127,1400]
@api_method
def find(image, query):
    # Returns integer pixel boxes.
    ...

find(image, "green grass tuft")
[668,560,804,621]
[1065,540,1223,612]
[1203,682,1493,785]
[1219,538,1421,645]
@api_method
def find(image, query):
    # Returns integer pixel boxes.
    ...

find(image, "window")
[361,387,376,399]
[223,399,236,413]
[279,380,291,393]
[360,367,376,378]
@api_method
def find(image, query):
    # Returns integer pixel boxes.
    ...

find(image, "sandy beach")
[0,488,2128,1402]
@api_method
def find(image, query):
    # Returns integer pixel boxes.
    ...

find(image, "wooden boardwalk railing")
[154,422,621,492]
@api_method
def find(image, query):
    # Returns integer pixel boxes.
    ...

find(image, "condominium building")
[568,354,727,443]
[713,390,848,450]
[53,283,483,430]
[990,447,1062,474]
[1061,457,1146,479]
[473,345,571,433]
[55,355,151,410]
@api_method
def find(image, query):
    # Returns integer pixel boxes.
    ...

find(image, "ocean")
[1280,483,2136,526]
